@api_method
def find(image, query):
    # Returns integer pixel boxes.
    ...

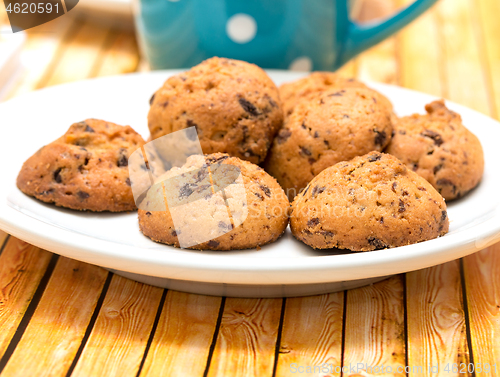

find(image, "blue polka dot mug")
[133,0,438,71]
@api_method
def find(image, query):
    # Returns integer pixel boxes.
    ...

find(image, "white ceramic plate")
[1,71,500,297]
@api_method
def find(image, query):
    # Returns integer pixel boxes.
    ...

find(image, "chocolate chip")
[301,123,307,130]
[328,91,344,97]
[207,240,220,248]
[146,211,152,216]
[117,149,128,167]
[186,120,199,139]
[421,129,444,146]
[380,217,384,224]
[254,192,263,200]
[398,199,406,212]
[441,210,447,222]
[218,221,232,230]
[260,185,271,197]
[392,182,397,193]
[125,178,131,186]
[343,114,350,119]
[171,230,178,237]
[179,183,195,198]
[367,237,387,249]
[206,155,229,164]
[307,217,320,227]
[402,191,409,196]
[311,186,326,197]
[372,97,377,104]
[319,230,334,237]
[368,153,382,162]
[238,98,259,116]
[77,191,89,200]
[433,164,443,174]
[314,131,319,138]
[308,158,316,164]
[418,186,427,191]
[149,93,155,105]
[53,168,62,183]
[374,130,387,146]
[276,129,292,144]
[300,146,311,156]
[436,178,457,194]
[324,140,330,148]
[84,125,94,133]
[412,163,419,171]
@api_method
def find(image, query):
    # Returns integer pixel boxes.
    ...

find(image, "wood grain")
[436,0,490,114]
[0,257,108,377]
[39,19,111,88]
[0,238,52,358]
[206,298,283,377]
[70,274,163,377]
[475,0,500,119]
[275,293,344,377]
[343,276,406,377]
[92,30,140,77]
[395,0,443,97]
[463,243,500,377]
[0,230,8,249]
[139,291,222,377]
[406,260,471,376]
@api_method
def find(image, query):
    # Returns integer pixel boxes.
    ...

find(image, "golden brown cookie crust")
[148,57,283,164]
[138,153,290,250]
[279,72,392,116]
[290,152,449,251]
[265,87,394,200]
[17,119,145,212]
[385,100,484,200]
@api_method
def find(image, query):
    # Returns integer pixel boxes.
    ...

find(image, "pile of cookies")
[17,57,484,253]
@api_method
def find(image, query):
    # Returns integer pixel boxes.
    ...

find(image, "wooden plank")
[0,230,7,248]
[70,274,163,377]
[206,298,283,377]
[406,260,471,376]
[38,18,111,88]
[462,243,500,377]
[356,0,399,85]
[4,15,74,100]
[475,0,500,119]
[343,276,405,376]
[92,30,140,77]
[435,0,490,114]
[139,291,222,377]
[0,238,52,358]
[395,0,443,97]
[275,293,344,377]
[0,257,108,377]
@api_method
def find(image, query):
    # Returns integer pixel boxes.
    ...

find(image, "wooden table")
[1,0,500,376]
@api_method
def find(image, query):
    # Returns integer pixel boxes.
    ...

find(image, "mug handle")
[338,0,439,67]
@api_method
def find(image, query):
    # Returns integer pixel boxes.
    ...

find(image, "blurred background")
[0,0,498,122]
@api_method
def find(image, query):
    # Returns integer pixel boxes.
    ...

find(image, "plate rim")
[1,70,500,286]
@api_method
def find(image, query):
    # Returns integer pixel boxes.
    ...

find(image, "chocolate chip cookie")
[279,72,392,116]
[148,57,283,164]
[17,119,145,212]
[265,86,394,200]
[385,100,484,200]
[138,153,289,250]
[290,152,449,251]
